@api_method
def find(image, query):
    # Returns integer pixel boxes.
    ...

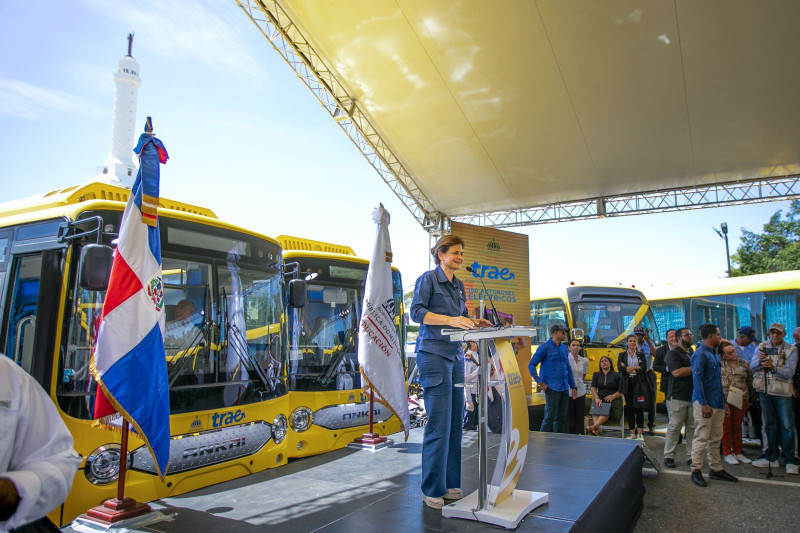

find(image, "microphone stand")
[465,266,501,326]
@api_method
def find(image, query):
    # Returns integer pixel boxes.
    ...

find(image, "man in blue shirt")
[529,324,577,433]
[690,323,738,487]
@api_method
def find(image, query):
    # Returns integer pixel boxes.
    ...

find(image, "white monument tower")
[96,33,141,187]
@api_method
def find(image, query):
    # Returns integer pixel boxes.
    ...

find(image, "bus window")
[289,284,362,391]
[765,291,799,335]
[573,301,658,346]
[651,299,686,336]
[530,299,566,342]
[3,254,41,374]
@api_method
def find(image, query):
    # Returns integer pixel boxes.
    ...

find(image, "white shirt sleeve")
[0,358,81,531]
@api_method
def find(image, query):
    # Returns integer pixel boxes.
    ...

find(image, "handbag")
[726,386,744,410]
[589,402,611,416]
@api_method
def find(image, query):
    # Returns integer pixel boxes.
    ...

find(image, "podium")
[442,327,547,529]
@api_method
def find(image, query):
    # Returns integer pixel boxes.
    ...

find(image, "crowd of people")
[522,317,799,487]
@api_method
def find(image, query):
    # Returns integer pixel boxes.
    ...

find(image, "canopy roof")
[240,0,800,227]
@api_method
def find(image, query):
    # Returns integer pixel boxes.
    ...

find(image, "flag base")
[348,433,393,451]
[442,488,548,529]
[80,497,152,525]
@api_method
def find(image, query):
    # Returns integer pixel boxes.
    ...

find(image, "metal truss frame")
[236,0,444,231]
[452,175,800,228]
[236,1,799,233]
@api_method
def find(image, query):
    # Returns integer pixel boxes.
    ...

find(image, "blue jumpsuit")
[410,266,469,497]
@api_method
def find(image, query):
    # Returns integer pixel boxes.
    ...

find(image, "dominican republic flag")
[92,118,171,478]
[357,204,410,439]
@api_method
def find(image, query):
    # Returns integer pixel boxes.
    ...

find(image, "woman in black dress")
[586,355,624,435]
[618,335,649,440]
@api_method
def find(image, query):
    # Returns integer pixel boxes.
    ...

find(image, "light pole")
[712,222,731,277]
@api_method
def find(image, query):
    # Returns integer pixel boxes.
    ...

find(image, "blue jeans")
[541,388,569,433]
[760,393,798,465]
[418,351,464,497]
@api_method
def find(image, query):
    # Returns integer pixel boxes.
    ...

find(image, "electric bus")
[647,271,800,341]
[530,285,664,401]
[278,236,405,458]
[0,181,302,526]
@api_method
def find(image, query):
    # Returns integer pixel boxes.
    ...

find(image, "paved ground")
[633,413,800,533]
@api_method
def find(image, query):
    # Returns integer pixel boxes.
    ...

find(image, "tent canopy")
[241,0,800,226]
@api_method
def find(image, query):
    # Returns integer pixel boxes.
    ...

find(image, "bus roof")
[282,247,400,273]
[0,180,216,220]
[277,235,356,256]
[647,271,800,300]
[531,284,646,302]
[0,183,280,247]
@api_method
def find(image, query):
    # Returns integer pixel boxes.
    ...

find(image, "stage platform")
[98,429,644,532]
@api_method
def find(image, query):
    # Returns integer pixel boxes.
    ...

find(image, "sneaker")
[786,464,799,475]
[422,494,444,509]
[443,488,462,501]
[751,458,780,468]
[647,426,656,436]
[735,454,751,464]
[724,454,740,465]
[635,434,644,441]
[626,433,637,439]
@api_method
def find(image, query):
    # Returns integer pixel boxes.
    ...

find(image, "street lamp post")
[712,222,731,277]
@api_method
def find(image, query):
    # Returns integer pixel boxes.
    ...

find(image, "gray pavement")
[634,413,800,533]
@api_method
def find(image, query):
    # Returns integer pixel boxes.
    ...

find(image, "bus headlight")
[272,414,288,444]
[85,444,121,485]
[291,407,312,432]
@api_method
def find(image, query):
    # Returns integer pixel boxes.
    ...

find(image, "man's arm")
[774,344,798,381]
[691,351,708,406]
[0,363,81,531]
[667,352,692,378]
[528,343,545,384]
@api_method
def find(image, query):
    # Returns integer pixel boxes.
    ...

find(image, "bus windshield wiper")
[317,302,356,387]
[221,287,272,391]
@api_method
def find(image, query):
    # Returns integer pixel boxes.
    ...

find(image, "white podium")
[442,326,547,529]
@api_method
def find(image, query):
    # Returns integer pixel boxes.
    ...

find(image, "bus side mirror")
[79,244,113,291]
[571,328,585,341]
[288,279,307,308]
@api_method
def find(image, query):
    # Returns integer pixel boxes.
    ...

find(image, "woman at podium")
[410,235,492,510]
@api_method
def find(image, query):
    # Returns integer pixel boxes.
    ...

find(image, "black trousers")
[646,370,657,428]
[463,393,478,430]
[568,395,586,435]
[748,393,763,445]
[624,379,645,430]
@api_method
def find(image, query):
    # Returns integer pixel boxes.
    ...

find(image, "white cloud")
[0,79,73,117]
[81,0,268,84]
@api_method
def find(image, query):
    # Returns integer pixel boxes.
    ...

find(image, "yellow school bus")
[0,181,299,526]
[278,236,405,457]
[647,271,800,341]
[530,285,665,401]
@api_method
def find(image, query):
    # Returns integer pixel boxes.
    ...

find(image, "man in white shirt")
[0,355,81,531]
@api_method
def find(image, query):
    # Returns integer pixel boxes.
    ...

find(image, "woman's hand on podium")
[447,316,476,329]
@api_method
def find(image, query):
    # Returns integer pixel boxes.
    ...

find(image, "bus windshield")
[56,218,286,419]
[572,301,660,346]
[286,257,404,392]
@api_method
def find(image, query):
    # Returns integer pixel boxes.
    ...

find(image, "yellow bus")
[530,285,664,401]
[0,181,302,526]
[278,236,405,458]
[647,271,800,341]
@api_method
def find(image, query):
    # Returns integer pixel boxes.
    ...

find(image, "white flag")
[358,205,410,439]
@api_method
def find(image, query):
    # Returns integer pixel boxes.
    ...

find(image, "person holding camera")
[750,323,798,474]
[618,335,648,440]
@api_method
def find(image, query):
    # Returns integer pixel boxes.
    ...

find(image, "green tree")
[731,200,800,276]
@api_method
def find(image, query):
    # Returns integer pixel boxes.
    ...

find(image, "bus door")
[0,220,65,389]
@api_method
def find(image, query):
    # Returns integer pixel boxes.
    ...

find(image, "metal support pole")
[477,338,489,510]
[724,233,731,277]
[117,420,129,501]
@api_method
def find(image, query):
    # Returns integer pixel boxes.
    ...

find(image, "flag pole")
[80,418,152,525]
[368,390,375,434]
[117,419,130,501]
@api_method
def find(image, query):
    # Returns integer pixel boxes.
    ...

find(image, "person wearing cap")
[633,326,658,435]
[736,325,763,447]
[750,322,798,474]
[735,326,758,363]
[528,323,577,433]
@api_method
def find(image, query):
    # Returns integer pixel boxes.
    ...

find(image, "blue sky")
[0,0,789,296]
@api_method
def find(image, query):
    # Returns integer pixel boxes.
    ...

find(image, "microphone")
[465,265,501,327]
